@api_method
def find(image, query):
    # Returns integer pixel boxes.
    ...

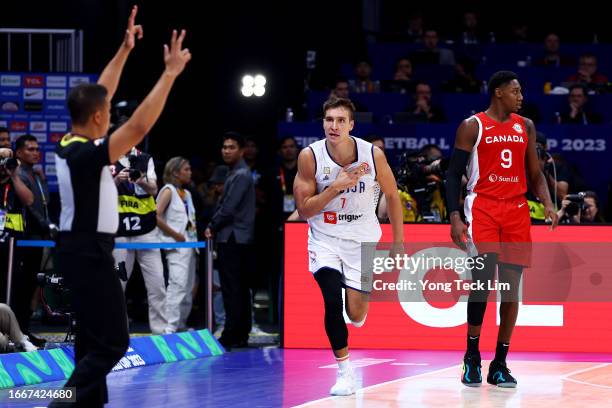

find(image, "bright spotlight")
[241,86,254,97]
[242,75,254,87]
[241,73,266,97]
[253,85,265,97]
[254,75,266,87]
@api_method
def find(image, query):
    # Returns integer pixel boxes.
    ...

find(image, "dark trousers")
[218,236,252,344]
[50,234,129,408]
[12,245,43,333]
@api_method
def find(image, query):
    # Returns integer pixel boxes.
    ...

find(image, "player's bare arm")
[373,146,403,243]
[524,118,558,229]
[447,117,478,249]
[294,148,359,219]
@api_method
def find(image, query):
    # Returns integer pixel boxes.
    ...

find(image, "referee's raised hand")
[164,29,191,77]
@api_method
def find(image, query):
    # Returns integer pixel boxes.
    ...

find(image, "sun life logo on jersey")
[513,123,523,133]
[489,174,498,182]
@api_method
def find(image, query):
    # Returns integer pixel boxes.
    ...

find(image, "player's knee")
[314,268,343,307]
[314,268,348,349]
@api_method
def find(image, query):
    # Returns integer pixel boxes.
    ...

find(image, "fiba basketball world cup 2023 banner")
[284,223,612,352]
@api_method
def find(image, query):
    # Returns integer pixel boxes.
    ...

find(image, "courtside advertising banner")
[284,223,612,352]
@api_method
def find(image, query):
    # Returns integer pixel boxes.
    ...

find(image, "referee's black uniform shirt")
[53,134,129,407]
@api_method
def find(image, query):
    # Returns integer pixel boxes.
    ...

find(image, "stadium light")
[241,73,266,97]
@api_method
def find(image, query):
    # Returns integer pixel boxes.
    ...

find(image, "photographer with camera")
[0,148,33,305]
[395,144,448,222]
[111,147,167,335]
[13,134,52,347]
[556,191,605,224]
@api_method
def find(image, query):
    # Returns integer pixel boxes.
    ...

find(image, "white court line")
[390,363,429,366]
[560,362,612,389]
[292,364,459,407]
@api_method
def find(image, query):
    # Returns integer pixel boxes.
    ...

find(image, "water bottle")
[554,111,561,125]
[285,107,294,123]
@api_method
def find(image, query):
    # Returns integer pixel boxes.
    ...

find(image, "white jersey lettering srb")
[307,136,382,243]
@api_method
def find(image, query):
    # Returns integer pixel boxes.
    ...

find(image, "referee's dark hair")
[67,83,108,126]
[487,71,519,96]
[223,131,245,148]
[15,134,37,151]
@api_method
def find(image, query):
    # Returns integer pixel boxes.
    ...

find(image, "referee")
[50,7,191,407]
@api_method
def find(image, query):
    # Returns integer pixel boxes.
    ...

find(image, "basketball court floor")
[1,348,610,407]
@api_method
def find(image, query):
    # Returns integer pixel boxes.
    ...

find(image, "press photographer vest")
[0,181,25,235]
[115,155,157,237]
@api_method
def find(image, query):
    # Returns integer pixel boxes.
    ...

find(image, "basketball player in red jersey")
[446,71,558,388]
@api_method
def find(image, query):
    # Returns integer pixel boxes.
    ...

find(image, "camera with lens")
[0,157,18,172]
[127,153,148,182]
[565,192,586,217]
[395,150,448,222]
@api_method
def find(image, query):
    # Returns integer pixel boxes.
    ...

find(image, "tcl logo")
[323,211,337,224]
[25,76,44,87]
[10,121,27,131]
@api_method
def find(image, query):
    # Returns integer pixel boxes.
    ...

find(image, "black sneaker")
[25,333,46,348]
[461,353,482,387]
[487,360,517,388]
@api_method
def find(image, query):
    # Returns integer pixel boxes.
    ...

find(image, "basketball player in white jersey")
[294,96,404,395]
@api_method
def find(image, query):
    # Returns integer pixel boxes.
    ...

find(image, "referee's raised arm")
[108,29,191,162]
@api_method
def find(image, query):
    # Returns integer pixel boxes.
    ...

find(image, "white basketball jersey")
[307,136,382,243]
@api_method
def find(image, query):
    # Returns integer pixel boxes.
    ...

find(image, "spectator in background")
[0,303,37,352]
[403,82,447,123]
[14,134,49,347]
[331,79,368,112]
[0,148,33,318]
[111,147,167,335]
[411,29,455,66]
[384,57,416,94]
[508,22,529,43]
[263,136,299,323]
[536,33,575,67]
[365,135,385,152]
[0,128,10,149]
[156,157,198,333]
[403,11,424,43]
[566,54,609,90]
[527,132,571,221]
[459,11,485,45]
[557,191,605,223]
[205,132,255,349]
[349,59,380,93]
[201,165,229,338]
[441,59,480,93]
[559,84,602,124]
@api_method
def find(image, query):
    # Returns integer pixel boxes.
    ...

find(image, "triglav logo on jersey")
[323,211,337,224]
[513,123,523,133]
[323,211,363,224]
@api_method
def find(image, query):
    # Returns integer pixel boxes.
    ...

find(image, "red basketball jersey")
[466,112,528,199]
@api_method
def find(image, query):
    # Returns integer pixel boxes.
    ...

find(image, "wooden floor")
[297,360,612,408]
[1,349,611,407]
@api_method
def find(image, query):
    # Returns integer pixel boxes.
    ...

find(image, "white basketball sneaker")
[330,368,356,396]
